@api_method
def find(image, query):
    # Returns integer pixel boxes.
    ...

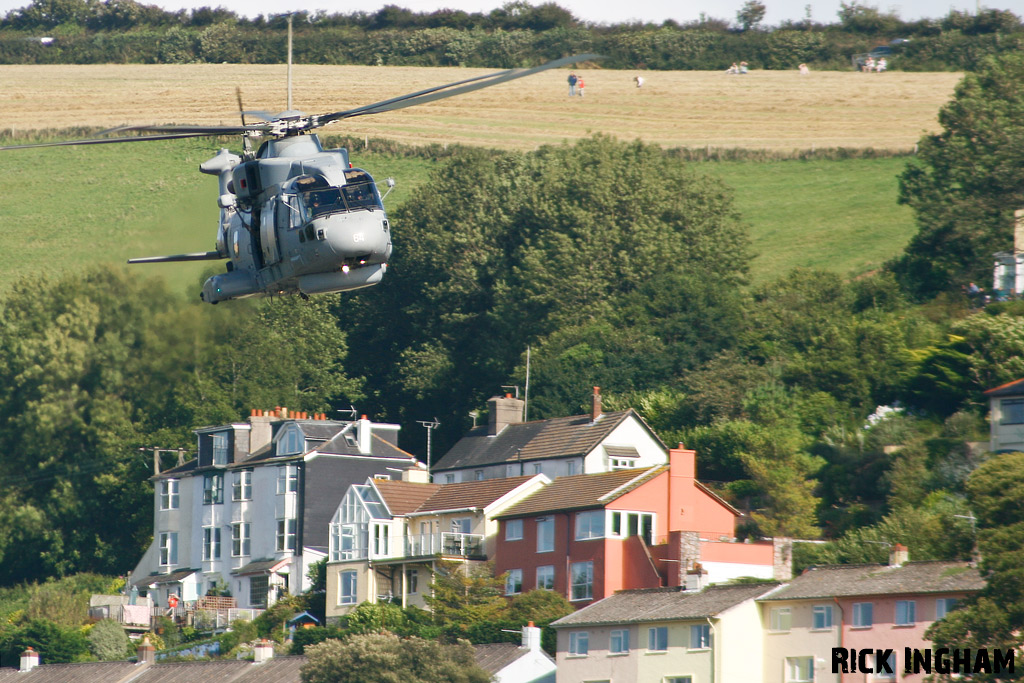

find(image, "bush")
[88,619,128,661]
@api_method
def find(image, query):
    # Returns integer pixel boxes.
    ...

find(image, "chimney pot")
[253,638,275,664]
[591,387,602,421]
[138,636,156,665]
[20,647,40,672]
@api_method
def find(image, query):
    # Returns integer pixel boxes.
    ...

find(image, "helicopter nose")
[317,212,390,262]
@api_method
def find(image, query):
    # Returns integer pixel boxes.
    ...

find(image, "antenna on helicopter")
[235,87,253,159]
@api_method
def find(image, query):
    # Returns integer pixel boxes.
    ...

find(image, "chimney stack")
[253,638,275,664]
[20,647,40,672]
[402,465,431,483]
[591,387,602,421]
[522,622,542,651]
[889,543,909,567]
[357,415,372,454]
[137,636,156,665]
[487,394,525,436]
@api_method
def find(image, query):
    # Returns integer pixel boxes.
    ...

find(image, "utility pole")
[417,418,441,480]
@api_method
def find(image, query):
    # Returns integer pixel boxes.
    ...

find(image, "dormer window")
[212,432,229,465]
[278,424,305,455]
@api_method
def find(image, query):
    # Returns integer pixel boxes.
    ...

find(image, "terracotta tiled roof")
[373,480,441,515]
[495,467,666,519]
[434,410,664,471]
[553,583,780,627]
[414,476,539,513]
[759,561,985,601]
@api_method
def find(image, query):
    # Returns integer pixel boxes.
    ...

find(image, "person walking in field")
[567,72,578,96]
[635,74,644,88]
[577,75,585,97]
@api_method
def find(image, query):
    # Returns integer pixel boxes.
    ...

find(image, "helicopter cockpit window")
[342,169,381,211]
[302,189,345,221]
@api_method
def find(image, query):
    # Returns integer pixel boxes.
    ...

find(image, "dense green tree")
[927,452,1024,678]
[301,632,491,683]
[425,561,509,639]
[0,619,89,667]
[737,0,767,30]
[892,54,1024,299]
[88,619,129,661]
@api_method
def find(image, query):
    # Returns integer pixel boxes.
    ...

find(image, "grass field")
[0,64,955,298]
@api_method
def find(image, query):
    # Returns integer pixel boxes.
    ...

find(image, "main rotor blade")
[128,251,223,264]
[100,123,262,136]
[315,53,602,126]
[0,132,219,151]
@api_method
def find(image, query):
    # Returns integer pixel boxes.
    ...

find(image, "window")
[374,524,390,556]
[1002,398,1024,424]
[159,532,178,566]
[505,519,523,541]
[444,473,455,484]
[250,575,269,608]
[277,518,297,552]
[340,570,357,605]
[852,602,873,628]
[278,425,305,455]
[277,464,299,494]
[505,569,523,595]
[786,656,814,682]
[610,629,630,654]
[575,510,605,540]
[160,480,179,510]
[690,624,711,649]
[666,678,693,683]
[936,597,958,618]
[568,631,589,656]
[203,473,224,505]
[874,651,896,680]
[474,470,484,481]
[506,464,520,477]
[405,569,418,594]
[570,561,593,601]
[770,607,792,631]
[533,463,542,475]
[566,460,577,476]
[536,565,555,590]
[812,605,833,629]
[233,470,252,501]
[648,626,668,652]
[895,600,916,625]
[537,518,554,553]
[202,527,221,561]
[451,517,471,534]
[232,522,250,557]
[212,432,229,465]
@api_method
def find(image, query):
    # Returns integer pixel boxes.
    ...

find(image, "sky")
[1,0,1022,25]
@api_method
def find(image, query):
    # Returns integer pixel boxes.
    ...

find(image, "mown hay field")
[3,64,961,151]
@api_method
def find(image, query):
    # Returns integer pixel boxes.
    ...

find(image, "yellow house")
[325,470,549,622]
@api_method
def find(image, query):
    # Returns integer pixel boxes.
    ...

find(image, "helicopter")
[1,54,597,304]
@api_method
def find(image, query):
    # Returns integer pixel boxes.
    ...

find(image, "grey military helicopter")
[1,54,596,303]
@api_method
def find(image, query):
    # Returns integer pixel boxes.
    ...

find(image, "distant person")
[634,74,644,88]
[864,56,875,72]
[577,75,585,97]
[877,57,887,72]
[726,62,739,74]
[567,72,578,96]
[799,63,810,75]
[739,61,749,74]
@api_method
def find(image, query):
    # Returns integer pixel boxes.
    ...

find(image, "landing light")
[342,265,350,274]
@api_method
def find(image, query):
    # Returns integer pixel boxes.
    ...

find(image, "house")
[757,546,984,683]
[493,447,791,608]
[130,408,423,613]
[431,388,668,483]
[551,582,780,683]
[324,469,549,621]
[474,623,557,683]
[0,639,305,681]
[984,377,1024,453]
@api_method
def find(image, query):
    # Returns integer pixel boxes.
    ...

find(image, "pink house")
[493,448,791,607]
[758,548,984,683]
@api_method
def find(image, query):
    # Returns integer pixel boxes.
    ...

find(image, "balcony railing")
[405,532,485,559]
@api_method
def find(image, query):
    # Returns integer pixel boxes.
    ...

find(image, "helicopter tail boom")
[128,251,223,264]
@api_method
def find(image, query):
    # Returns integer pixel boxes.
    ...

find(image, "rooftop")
[759,560,984,601]
[496,467,666,519]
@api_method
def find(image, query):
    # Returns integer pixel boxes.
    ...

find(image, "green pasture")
[0,136,917,299]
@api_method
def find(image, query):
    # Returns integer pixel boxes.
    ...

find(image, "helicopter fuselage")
[192,134,391,304]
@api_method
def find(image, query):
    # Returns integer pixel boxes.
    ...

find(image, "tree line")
[0,54,1023,598]
[0,0,1022,71]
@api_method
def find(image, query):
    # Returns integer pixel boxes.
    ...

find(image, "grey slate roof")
[133,568,198,588]
[552,582,781,628]
[231,558,290,576]
[984,377,1024,397]
[474,642,554,674]
[0,657,308,682]
[0,661,139,682]
[495,467,666,519]
[433,409,662,472]
[759,561,985,601]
